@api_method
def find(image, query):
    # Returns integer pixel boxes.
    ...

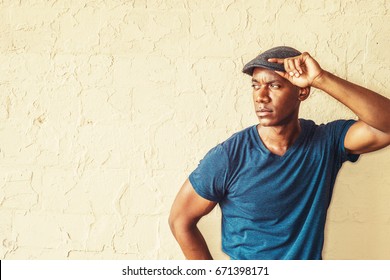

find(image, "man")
[169,46,390,260]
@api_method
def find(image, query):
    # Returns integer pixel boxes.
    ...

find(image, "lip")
[258,108,273,112]
[256,108,273,117]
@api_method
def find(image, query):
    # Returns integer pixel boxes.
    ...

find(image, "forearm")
[171,222,213,260]
[313,70,390,133]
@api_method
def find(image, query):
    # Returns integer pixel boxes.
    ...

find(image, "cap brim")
[242,60,285,76]
[242,46,302,76]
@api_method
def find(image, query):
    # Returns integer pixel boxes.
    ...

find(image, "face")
[251,67,308,127]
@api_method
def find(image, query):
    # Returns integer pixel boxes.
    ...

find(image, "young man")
[169,46,390,260]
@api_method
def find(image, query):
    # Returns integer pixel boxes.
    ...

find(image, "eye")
[251,84,260,90]
[270,83,281,89]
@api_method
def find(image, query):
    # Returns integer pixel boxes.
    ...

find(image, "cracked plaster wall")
[0,0,389,260]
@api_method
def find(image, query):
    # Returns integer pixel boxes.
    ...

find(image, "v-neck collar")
[252,119,307,158]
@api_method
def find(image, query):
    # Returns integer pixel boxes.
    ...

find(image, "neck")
[257,119,301,156]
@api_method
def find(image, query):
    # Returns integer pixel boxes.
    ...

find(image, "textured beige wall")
[0,0,389,260]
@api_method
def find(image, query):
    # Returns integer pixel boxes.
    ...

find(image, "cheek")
[272,92,300,108]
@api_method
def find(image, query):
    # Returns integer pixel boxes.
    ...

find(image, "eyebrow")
[251,78,281,84]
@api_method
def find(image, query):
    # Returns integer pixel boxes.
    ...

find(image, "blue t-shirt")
[189,119,359,260]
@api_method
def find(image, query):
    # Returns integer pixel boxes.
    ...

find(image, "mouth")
[258,107,273,112]
[256,107,273,117]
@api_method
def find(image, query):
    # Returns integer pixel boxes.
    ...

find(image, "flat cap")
[242,46,301,76]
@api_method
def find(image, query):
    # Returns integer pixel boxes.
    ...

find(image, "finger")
[301,52,311,60]
[293,57,303,75]
[288,58,303,77]
[267,58,284,64]
[286,59,297,77]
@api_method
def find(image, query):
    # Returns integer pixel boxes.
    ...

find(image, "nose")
[254,86,270,104]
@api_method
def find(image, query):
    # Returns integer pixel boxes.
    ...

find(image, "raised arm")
[269,52,390,154]
[169,178,217,260]
[312,70,390,154]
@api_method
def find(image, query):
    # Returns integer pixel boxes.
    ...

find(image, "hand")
[268,52,324,88]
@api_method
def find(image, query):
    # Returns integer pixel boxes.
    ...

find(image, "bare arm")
[313,70,390,154]
[169,179,217,260]
[269,53,390,154]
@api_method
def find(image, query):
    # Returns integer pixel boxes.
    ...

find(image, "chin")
[257,118,276,127]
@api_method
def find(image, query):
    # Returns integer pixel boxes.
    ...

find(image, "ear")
[298,87,310,101]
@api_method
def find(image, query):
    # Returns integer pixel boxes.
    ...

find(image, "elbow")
[168,213,176,235]
[168,211,182,238]
[168,212,197,238]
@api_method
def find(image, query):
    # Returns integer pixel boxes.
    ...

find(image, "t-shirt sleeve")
[189,144,230,202]
[326,119,360,163]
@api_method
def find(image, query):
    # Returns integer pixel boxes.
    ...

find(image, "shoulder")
[299,118,357,149]
[300,118,356,135]
[219,125,257,152]
[199,125,255,162]
[314,119,357,140]
[225,125,255,141]
[300,118,358,160]
[198,125,257,166]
